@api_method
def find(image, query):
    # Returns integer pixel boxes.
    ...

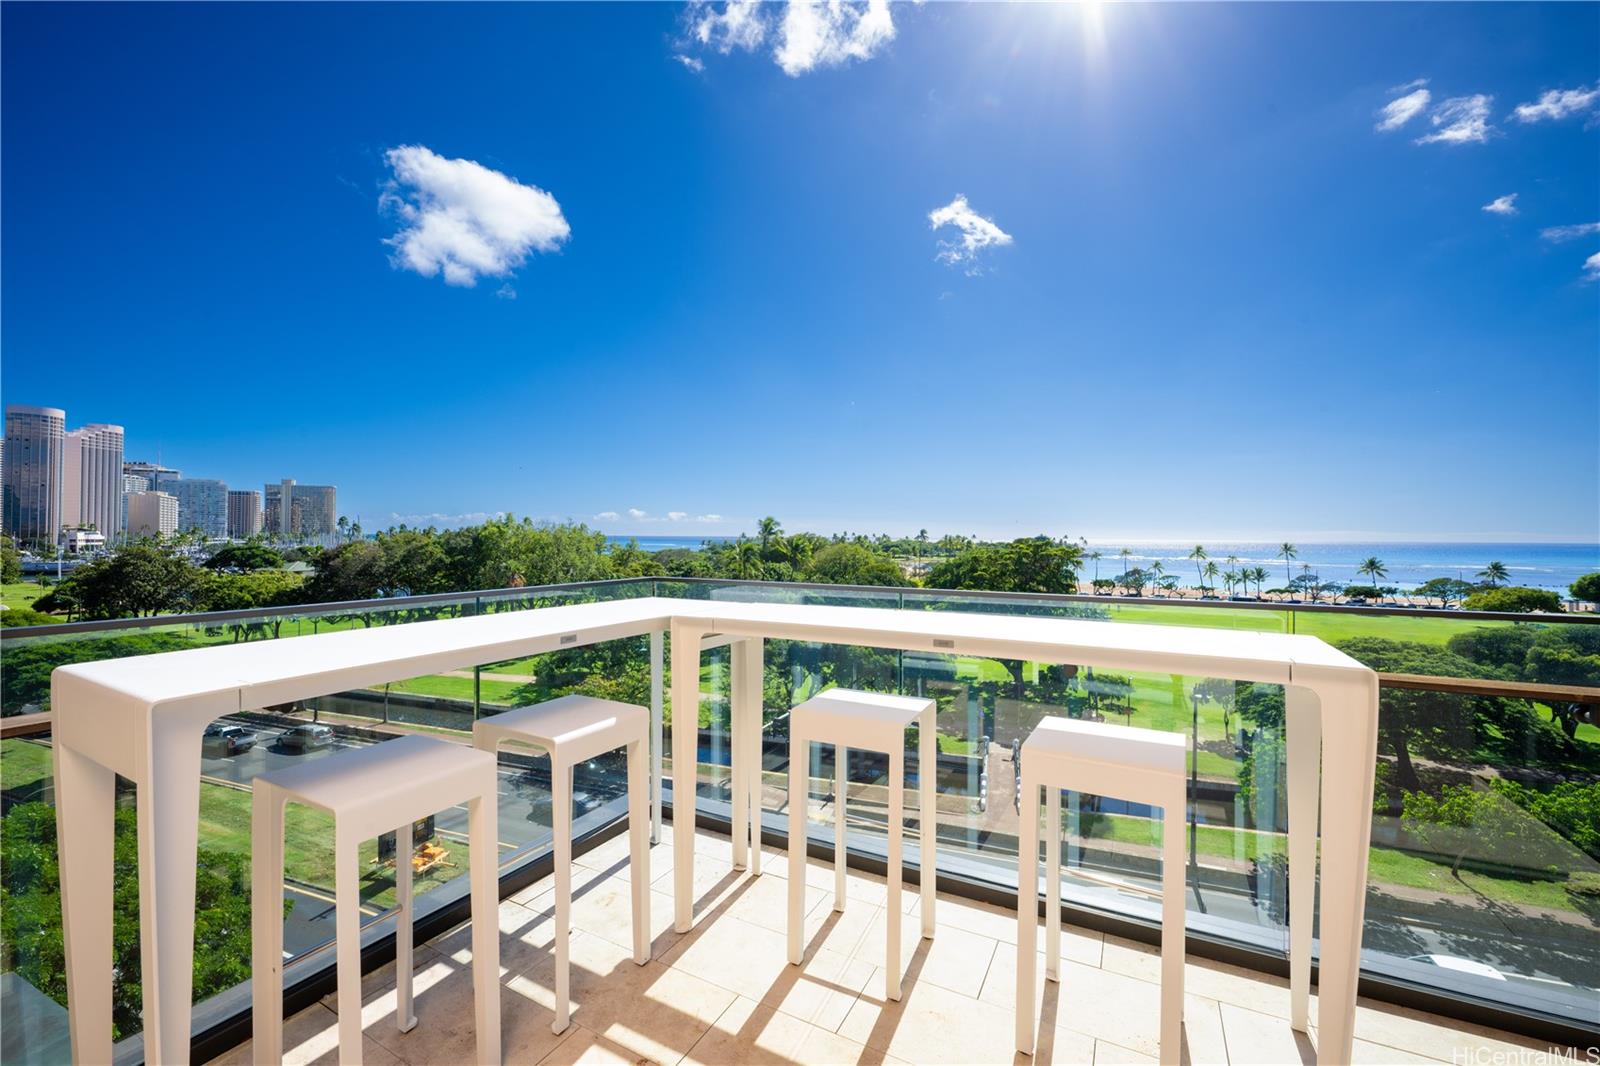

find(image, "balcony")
[1,578,1596,1063]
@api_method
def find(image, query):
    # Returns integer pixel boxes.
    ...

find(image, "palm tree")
[1119,547,1133,582]
[1223,569,1240,596]
[1478,561,1510,587]
[1150,559,1166,597]
[1187,545,1208,595]
[1356,556,1388,592]
[915,529,929,560]
[756,516,782,560]
[1277,543,1298,589]
[337,515,350,544]
[1089,550,1103,584]
[1202,560,1220,595]
[1252,565,1270,597]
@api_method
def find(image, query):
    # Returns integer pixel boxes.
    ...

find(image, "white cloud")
[685,0,896,77]
[627,508,649,520]
[1481,194,1518,216]
[387,511,506,528]
[674,54,705,73]
[594,511,620,521]
[696,514,723,523]
[1585,252,1600,284]
[381,145,570,287]
[667,511,689,521]
[495,283,517,299]
[1512,84,1600,123]
[775,0,895,77]
[1416,95,1493,145]
[929,195,1013,273]
[1375,85,1431,132]
[1540,221,1600,243]
[692,0,767,52]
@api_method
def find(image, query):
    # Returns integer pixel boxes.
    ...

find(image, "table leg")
[333,826,364,1064]
[885,746,904,1002]
[1309,675,1379,1065]
[628,737,650,964]
[53,741,116,1065]
[553,758,574,1035]
[787,731,808,965]
[251,783,286,1065]
[1285,684,1323,1032]
[468,782,502,1064]
[395,819,416,1034]
[1015,769,1039,1055]
[671,622,702,932]
[731,641,749,873]
[136,719,206,1065]
[1045,786,1060,982]
[742,638,764,876]
[919,704,935,938]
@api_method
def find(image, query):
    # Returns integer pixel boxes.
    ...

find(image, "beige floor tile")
[535,1024,662,1065]
[430,896,557,976]
[522,879,683,961]
[1219,1002,1317,1065]
[511,860,618,907]
[516,928,738,1064]
[208,1002,404,1066]
[1349,1038,1447,1064]
[1093,1040,1156,1064]
[572,832,674,878]
[1024,1022,1099,1065]
[681,994,904,1065]
[837,972,1022,1065]
[847,908,998,999]
[1331,998,1566,1064]
[1100,935,1292,1022]
[661,911,875,1031]
[720,864,830,935]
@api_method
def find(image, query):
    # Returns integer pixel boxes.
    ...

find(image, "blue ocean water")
[605,535,1598,592]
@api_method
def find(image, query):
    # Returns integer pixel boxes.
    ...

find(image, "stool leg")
[1285,685,1322,1032]
[628,737,650,964]
[468,781,502,1065]
[732,642,749,873]
[1160,784,1186,1065]
[919,705,936,939]
[395,823,417,1033]
[787,732,807,966]
[833,744,848,911]
[334,826,364,1065]
[552,757,574,1035]
[251,784,285,1066]
[1016,770,1038,1056]
[886,746,905,1002]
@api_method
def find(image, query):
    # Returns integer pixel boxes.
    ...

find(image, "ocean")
[605,535,1598,592]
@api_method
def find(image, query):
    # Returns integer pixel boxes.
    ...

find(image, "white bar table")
[667,600,1378,1065]
[50,598,675,1066]
[51,596,1376,1064]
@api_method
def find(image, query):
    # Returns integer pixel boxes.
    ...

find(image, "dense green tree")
[1569,572,1600,606]
[0,606,57,628]
[606,538,666,578]
[1445,626,1536,672]
[1,537,21,584]
[1414,577,1476,607]
[303,540,388,603]
[35,543,202,620]
[805,542,908,587]
[377,528,449,594]
[1462,586,1562,613]
[926,537,1083,594]
[756,516,783,560]
[199,569,304,611]
[204,538,285,571]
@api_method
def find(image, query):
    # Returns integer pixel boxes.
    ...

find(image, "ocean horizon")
[603,535,1598,593]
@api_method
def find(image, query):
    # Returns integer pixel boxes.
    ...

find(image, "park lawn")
[1536,703,1600,745]
[197,779,470,911]
[2,579,59,614]
[1096,600,1510,649]
[376,675,524,706]
[1093,811,1590,917]
[0,738,54,795]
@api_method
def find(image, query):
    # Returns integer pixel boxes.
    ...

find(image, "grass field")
[1,579,57,614]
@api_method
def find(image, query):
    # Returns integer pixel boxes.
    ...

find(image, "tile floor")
[212,826,1585,1065]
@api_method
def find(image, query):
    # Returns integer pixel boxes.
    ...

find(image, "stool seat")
[1022,716,1187,775]
[789,689,932,751]
[259,733,491,817]
[476,694,646,765]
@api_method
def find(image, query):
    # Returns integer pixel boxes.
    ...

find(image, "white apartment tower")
[63,423,126,539]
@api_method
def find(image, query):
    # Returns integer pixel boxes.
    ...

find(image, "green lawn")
[1,579,59,615]
[376,674,525,706]
[1097,600,1506,647]
[0,738,54,795]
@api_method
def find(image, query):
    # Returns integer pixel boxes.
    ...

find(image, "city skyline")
[2,4,1597,543]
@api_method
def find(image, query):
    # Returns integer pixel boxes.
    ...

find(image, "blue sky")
[3,2,1597,543]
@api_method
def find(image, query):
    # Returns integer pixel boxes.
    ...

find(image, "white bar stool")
[474,694,650,1035]
[1015,716,1187,1061]
[252,734,501,1066]
[785,688,937,1001]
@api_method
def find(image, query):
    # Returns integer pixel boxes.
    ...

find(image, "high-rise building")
[227,489,262,538]
[3,405,66,546]
[63,423,126,539]
[122,473,150,533]
[124,460,180,493]
[126,491,178,538]
[164,477,228,539]
[263,479,338,538]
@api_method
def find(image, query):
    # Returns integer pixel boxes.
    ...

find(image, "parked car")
[202,723,258,756]
[278,723,334,752]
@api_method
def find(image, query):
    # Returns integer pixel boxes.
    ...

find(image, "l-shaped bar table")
[50,595,1376,1065]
